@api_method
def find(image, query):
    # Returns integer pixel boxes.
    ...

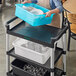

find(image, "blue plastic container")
[15,3,55,26]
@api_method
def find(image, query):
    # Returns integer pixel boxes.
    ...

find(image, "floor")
[0,6,76,76]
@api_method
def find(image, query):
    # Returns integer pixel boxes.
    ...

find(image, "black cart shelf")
[6,17,68,76]
[7,68,64,76]
[7,47,63,71]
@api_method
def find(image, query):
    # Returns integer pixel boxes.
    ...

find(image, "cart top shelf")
[6,17,68,48]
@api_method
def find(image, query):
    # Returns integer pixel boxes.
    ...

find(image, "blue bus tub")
[15,3,55,26]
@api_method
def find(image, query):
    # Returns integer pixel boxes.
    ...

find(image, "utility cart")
[5,17,68,76]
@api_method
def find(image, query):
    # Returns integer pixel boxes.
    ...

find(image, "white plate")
[30,9,43,15]
[22,6,43,15]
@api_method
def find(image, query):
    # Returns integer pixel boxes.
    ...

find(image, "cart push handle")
[5,17,18,27]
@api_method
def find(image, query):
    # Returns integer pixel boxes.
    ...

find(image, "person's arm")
[53,0,63,13]
[44,8,60,17]
[45,0,63,17]
[22,0,37,4]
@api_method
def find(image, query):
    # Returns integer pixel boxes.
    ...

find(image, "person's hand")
[44,11,52,17]
[22,0,31,4]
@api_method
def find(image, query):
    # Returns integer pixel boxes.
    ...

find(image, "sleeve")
[31,0,38,3]
[53,0,63,13]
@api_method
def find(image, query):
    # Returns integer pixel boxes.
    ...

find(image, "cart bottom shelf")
[7,68,64,76]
